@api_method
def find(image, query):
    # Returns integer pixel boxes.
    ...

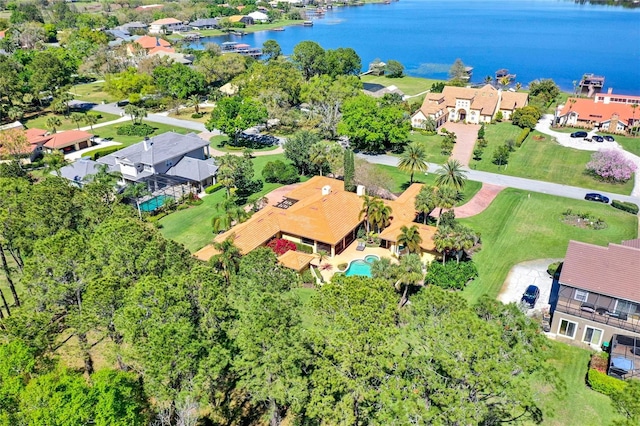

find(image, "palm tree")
[450,225,477,264]
[369,199,392,233]
[434,185,460,227]
[498,76,511,88]
[46,116,62,133]
[317,250,329,266]
[134,106,147,125]
[370,257,397,284]
[70,112,85,130]
[631,104,638,137]
[433,226,454,264]
[414,185,436,224]
[43,152,67,176]
[123,182,149,219]
[484,75,493,85]
[124,104,137,125]
[84,114,98,131]
[395,253,424,308]
[7,106,23,121]
[435,159,468,191]
[187,95,201,114]
[309,142,328,176]
[515,82,522,91]
[210,235,241,286]
[398,142,428,184]
[359,195,378,234]
[397,224,423,255]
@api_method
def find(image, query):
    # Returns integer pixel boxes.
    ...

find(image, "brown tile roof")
[148,46,176,54]
[558,98,637,124]
[378,220,437,251]
[621,238,640,249]
[43,130,93,149]
[500,91,529,110]
[228,15,245,23]
[559,240,640,303]
[135,36,171,50]
[151,18,182,25]
[418,84,501,118]
[278,250,315,271]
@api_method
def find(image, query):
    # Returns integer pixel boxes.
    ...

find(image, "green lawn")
[210,135,280,153]
[194,20,304,37]
[404,131,449,164]
[92,121,193,147]
[611,134,640,157]
[472,122,634,195]
[529,341,620,426]
[159,154,288,252]
[71,81,118,104]
[23,111,120,132]
[373,164,482,206]
[360,75,443,96]
[460,188,637,303]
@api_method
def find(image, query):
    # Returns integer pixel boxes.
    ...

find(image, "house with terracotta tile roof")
[149,18,186,34]
[195,176,438,263]
[550,239,640,352]
[555,97,638,134]
[132,35,171,51]
[22,128,94,154]
[411,85,528,129]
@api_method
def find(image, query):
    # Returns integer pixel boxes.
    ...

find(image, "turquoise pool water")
[139,195,172,212]
[344,255,380,278]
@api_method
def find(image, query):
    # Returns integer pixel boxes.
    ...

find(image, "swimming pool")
[139,195,173,212]
[344,255,380,278]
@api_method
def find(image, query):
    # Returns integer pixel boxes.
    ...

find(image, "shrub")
[586,149,637,183]
[147,212,168,222]
[424,260,478,290]
[611,200,639,215]
[441,139,454,156]
[266,238,297,256]
[515,128,531,147]
[300,269,314,285]
[511,106,542,129]
[295,243,314,254]
[205,183,223,194]
[116,123,155,137]
[84,146,122,160]
[587,369,628,397]
[262,160,300,184]
[473,147,484,161]
[494,111,503,122]
[191,113,204,119]
[176,204,189,211]
[477,138,488,148]
[492,145,510,167]
[337,263,348,271]
[547,261,562,277]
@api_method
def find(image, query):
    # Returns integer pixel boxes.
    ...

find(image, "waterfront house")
[228,15,254,26]
[247,11,270,23]
[195,176,438,261]
[131,35,172,52]
[549,239,640,351]
[190,18,219,30]
[556,95,639,134]
[411,85,528,129]
[149,18,185,34]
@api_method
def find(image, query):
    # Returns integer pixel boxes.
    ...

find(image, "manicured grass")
[472,122,634,195]
[168,107,213,124]
[529,341,619,426]
[373,164,482,205]
[159,153,288,252]
[210,135,280,153]
[404,131,449,164]
[71,81,118,104]
[460,188,637,303]
[92,121,193,147]
[360,75,443,96]
[23,111,120,132]
[195,20,304,37]
[611,134,640,157]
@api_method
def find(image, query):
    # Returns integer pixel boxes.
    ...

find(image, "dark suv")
[571,131,588,138]
[585,193,609,203]
[521,285,540,309]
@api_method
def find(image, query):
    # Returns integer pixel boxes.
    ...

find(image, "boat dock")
[221,42,262,57]
[579,73,605,97]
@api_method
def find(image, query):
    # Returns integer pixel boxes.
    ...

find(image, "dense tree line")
[0,169,564,425]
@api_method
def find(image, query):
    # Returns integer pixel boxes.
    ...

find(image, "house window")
[614,300,639,315]
[301,237,314,246]
[574,289,589,303]
[582,326,603,346]
[558,319,577,339]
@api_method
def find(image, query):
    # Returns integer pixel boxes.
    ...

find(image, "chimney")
[321,185,331,196]
[608,88,613,94]
[143,136,150,151]
[356,185,366,196]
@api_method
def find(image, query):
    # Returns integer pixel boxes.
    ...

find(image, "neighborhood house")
[555,91,639,133]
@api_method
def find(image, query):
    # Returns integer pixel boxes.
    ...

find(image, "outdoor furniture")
[356,241,365,251]
[580,303,596,313]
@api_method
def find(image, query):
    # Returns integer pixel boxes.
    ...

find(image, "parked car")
[584,193,610,203]
[571,131,588,138]
[521,285,540,309]
[604,135,615,142]
[593,135,604,142]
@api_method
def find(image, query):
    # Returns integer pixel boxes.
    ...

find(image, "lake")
[188,0,640,94]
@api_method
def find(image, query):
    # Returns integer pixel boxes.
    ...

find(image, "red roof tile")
[43,130,93,149]
[559,98,636,124]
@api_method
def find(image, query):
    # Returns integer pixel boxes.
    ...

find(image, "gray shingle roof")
[166,157,218,182]
[59,158,102,183]
[99,132,210,167]
[190,18,219,27]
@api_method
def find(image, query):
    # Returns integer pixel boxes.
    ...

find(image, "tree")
[338,94,410,152]
[43,152,67,176]
[424,259,478,289]
[262,39,281,61]
[611,379,640,425]
[394,252,423,307]
[262,160,299,184]
[0,128,29,159]
[492,144,511,169]
[511,105,541,129]
[83,113,99,131]
[435,159,468,191]
[284,130,321,175]
[398,142,429,184]
[448,58,467,81]
[153,63,205,99]
[291,40,326,80]
[415,185,437,224]
[384,59,404,78]
[434,185,460,227]
[586,149,637,183]
[358,195,378,234]
[368,199,392,233]
[206,96,268,145]
[309,141,343,176]
[196,53,247,86]
[529,78,560,103]
[324,47,361,78]
[343,149,355,192]
[70,112,85,130]
[187,94,201,114]
[122,182,149,219]
[210,235,242,285]
[397,224,423,255]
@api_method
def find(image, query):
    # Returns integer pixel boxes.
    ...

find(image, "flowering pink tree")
[586,149,637,183]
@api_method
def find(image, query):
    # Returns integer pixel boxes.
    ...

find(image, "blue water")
[139,195,172,212]
[190,0,640,94]
[344,254,380,277]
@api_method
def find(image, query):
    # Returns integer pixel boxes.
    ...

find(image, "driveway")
[441,121,480,166]
[498,258,560,313]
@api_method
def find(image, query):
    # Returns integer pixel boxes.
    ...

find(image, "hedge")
[587,368,627,397]
[515,128,531,147]
[116,123,155,137]
[83,146,122,160]
[611,200,639,215]
[205,183,223,194]
[295,243,314,254]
